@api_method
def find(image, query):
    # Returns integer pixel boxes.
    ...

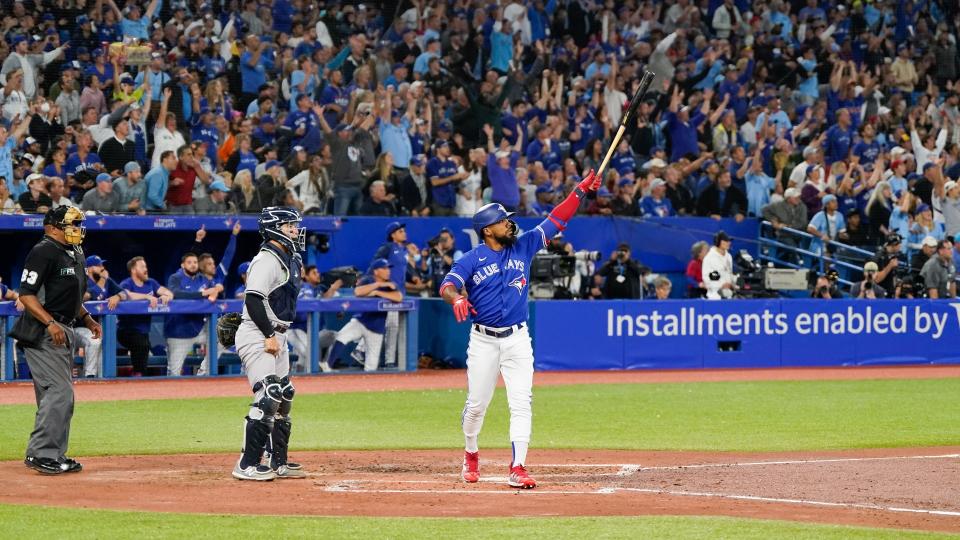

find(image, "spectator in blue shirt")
[288,58,319,110]
[239,35,275,111]
[743,143,780,217]
[319,70,348,126]
[426,140,464,216]
[144,150,177,211]
[284,94,323,154]
[666,88,707,162]
[379,90,413,169]
[413,39,441,76]
[526,125,561,169]
[852,123,881,164]
[640,179,676,217]
[107,0,160,41]
[490,22,514,74]
[825,109,855,164]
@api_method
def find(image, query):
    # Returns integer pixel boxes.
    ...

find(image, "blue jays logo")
[509,276,527,294]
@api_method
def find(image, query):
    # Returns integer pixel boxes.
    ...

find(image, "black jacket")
[696,184,748,218]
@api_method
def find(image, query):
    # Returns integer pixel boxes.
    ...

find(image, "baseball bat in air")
[594,70,656,181]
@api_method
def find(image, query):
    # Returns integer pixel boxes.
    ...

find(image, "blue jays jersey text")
[441,219,559,327]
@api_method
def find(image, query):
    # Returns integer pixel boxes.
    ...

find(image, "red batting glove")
[452,295,477,323]
[577,169,600,193]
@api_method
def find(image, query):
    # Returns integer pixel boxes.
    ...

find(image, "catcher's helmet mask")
[259,206,306,252]
[44,206,86,245]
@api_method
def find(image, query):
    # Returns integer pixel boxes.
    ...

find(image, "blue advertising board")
[533,299,960,370]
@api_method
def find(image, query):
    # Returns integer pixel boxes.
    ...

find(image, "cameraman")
[811,273,840,299]
[872,234,902,292]
[850,261,887,299]
[425,228,461,296]
[703,231,736,299]
[597,243,644,299]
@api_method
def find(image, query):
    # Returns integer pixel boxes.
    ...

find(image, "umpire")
[12,206,100,475]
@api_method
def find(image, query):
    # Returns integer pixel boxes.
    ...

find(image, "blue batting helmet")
[472,203,515,236]
[259,206,305,252]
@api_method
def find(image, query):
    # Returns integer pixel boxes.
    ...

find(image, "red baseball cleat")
[508,464,536,489]
[462,451,480,483]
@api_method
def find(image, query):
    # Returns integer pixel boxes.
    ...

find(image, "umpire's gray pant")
[25,323,76,461]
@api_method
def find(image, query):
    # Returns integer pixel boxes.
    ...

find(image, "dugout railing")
[0,298,417,380]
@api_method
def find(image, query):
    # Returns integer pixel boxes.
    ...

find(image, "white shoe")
[319,361,333,373]
[274,464,307,478]
[232,461,277,481]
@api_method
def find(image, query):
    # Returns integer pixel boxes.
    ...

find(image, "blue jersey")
[284,109,323,153]
[426,156,458,208]
[164,269,214,338]
[374,241,408,293]
[441,219,558,327]
[65,151,102,177]
[87,276,123,301]
[353,275,391,333]
[117,277,162,334]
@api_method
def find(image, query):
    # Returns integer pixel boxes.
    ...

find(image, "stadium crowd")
[0,0,957,252]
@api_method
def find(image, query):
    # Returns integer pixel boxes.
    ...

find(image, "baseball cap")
[945,180,958,193]
[96,173,112,183]
[438,119,453,132]
[822,194,837,205]
[264,160,281,170]
[784,187,800,199]
[238,261,251,275]
[293,145,305,153]
[24,136,37,146]
[618,178,634,187]
[643,158,667,169]
[548,163,562,172]
[260,115,275,124]
[410,154,426,167]
[916,203,931,214]
[209,180,230,192]
[385,221,405,239]
[21,153,36,164]
[923,162,936,172]
[434,139,450,149]
[26,172,44,183]
[922,235,938,248]
[650,178,666,189]
[535,184,554,194]
[863,261,879,273]
[124,161,141,174]
[650,146,663,155]
[597,186,612,197]
[85,255,106,267]
[369,258,393,270]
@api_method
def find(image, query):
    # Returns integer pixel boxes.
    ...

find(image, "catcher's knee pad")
[249,375,283,420]
[277,376,295,416]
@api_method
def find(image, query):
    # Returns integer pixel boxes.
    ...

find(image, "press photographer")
[810,271,841,299]
[424,227,461,296]
[850,261,887,299]
[921,240,957,299]
[597,243,646,299]
[871,234,902,292]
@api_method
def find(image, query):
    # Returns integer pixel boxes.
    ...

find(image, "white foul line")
[538,453,960,473]
[322,484,960,517]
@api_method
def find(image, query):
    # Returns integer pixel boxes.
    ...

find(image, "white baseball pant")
[165,331,208,377]
[73,326,102,377]
[332,318,384,372]
[461,324,534,459]
[383,311,399,365]
[235,320,289,391]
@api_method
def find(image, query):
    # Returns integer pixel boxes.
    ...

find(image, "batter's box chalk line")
[319,454,960,517]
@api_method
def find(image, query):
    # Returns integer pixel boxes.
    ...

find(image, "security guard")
[14,206,101,475]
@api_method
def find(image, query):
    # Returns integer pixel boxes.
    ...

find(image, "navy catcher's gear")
[277,376,295,417]
[267,418,292,469]
[239,376,284,469]
[259,206,306,252]
[472,203,516,236]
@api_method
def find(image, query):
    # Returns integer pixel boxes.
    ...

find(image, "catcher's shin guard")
[239,376,283,469]
[266,377,295,469]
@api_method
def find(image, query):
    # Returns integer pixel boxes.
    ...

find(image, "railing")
[0,214,343,233]
[758,221,877,287]
[0,298,418,380]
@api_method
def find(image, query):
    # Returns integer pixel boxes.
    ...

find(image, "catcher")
[218,206,305,481]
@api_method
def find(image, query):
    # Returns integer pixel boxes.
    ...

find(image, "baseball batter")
[230,206,305,481]
[440,169,600,489]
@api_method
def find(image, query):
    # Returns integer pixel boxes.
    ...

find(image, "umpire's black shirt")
[18,236,87,321]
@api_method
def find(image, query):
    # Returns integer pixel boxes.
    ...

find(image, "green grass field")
[1,505,956,540]
[2,378,959,459]
[2,377,959,538]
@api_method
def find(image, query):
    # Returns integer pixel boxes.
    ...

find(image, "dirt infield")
[2,364,959,405]
[1,448,958,533]
[2,365,959,532]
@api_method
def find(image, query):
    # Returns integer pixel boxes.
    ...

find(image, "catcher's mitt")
[216,312,243,347]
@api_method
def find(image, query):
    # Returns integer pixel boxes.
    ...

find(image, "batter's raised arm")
[538,169,601,238]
